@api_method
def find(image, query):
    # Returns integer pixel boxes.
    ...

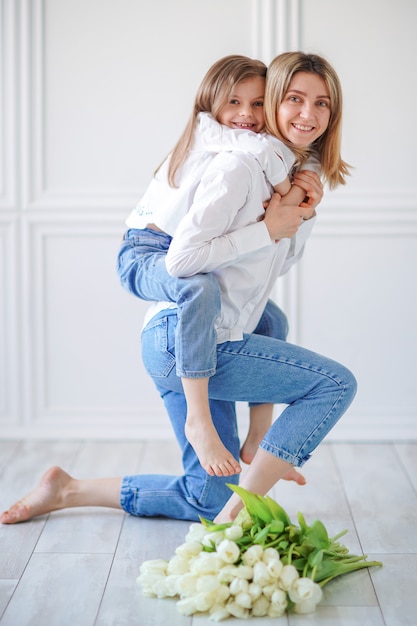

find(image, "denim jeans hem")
[176,367,217,378]
[259,441,311,467]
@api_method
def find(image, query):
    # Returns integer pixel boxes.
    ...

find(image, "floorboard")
[0,440,415,625]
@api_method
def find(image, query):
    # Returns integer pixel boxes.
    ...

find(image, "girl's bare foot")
[0,466,72,524]
[185,418,242,477]
[240,434,262,465]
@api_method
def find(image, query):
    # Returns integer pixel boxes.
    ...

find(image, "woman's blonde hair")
[164,55,267,187]
[264,51,351,189]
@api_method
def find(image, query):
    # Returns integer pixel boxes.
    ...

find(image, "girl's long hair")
[161,55,267,187]
[264,51,351,189]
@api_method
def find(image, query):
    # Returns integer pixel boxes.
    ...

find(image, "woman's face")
[277,71,331,146]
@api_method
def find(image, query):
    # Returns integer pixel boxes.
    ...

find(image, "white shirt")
[126,113,297,235]
[127,114,318,342]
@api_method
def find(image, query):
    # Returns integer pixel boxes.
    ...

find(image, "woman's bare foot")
[240,434,306,486]
[0,466,73,524]
[185,418,242,477]
[282,466,307,486]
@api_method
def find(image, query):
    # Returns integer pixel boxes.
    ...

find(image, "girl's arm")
[166,155,271,278]
[196,114,293,188]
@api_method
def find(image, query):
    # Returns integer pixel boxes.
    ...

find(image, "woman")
[0,52,356,526]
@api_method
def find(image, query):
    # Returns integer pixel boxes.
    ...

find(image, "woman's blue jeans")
[117,228,220,377]
[120,305,357,522]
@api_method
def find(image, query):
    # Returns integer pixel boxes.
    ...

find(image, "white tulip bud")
[225,525,244,540]
[216,539,241,564]
[279,564,299,590]
[241,544,264,566]
[229,577,249,596]
[289,577,323,604]
[251,594,270,617]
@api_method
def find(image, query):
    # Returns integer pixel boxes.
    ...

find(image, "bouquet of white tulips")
[137,485,382,621]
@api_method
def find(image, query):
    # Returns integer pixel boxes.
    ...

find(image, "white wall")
[1,0,416,440]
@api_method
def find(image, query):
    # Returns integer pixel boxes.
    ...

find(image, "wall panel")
[2,0,416,439]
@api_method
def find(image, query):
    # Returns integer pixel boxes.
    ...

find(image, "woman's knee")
[254,299,289,340]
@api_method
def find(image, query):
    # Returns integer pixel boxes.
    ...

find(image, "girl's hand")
[263,193,314,240]
[292,170,324,211]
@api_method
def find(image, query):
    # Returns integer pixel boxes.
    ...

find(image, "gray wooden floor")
[0,439,416,625]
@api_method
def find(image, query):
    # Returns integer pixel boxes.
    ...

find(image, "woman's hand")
[292,169,324,211]
[263,193,314,240]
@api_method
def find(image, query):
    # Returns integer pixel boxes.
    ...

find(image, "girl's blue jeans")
[118,263,357,521]
[117,228,220,377]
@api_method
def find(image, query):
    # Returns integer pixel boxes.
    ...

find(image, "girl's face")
[277,71,331,146]
[217,76,265,133]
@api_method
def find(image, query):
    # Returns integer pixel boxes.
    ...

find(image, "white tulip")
[262,582,279,599]
[185,523,208,543]
[289,577,323,604]
[139,558,168,575]
[176,596,198,616]
[209,604,230,622]
[190,552,222,575]
[241,544,264,566]
[217,564,237,583]
[140,585,156,598]
[235,591,252,608]
[271,588,288,611]
[253,561,272,586]
[248,582,262,601]
[153,577,174,598]
[268,603,287,618]
[225,525,244,540]
[176,572,198,597]
[136,572,165,588]
[279,564,299,590]
[294,598,320,614]
[175,540,202,559]
[164,574,180,597]
[195,590,217,612]
[267,558,283,579]
[251,594,270,617]
[202,531,225,548]
[166,555,190,575]
[234,564,253,580]
[229,577,249,596]
[216,539,241,564]
[262,547,280,563]
[226,600,250,619]
[216,585,231,603]
[196,574,220,593]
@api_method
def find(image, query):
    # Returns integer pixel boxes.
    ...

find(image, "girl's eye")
[253,101,264,108]
[230,99,239,105]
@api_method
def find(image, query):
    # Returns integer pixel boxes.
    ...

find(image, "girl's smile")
[218,76,266,133]
[277,71,331,146]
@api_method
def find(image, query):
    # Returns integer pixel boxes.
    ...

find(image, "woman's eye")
[317,100,329,108]
[289,95,300,103]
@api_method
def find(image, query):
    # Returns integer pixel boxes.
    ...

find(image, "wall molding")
[253,0,301,61]
[20,0,140,210]
[0,218,19,424]
[0,0,17,209]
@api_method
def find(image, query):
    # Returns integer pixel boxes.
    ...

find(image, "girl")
[1,52,355,526]
[119,55,321,479]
